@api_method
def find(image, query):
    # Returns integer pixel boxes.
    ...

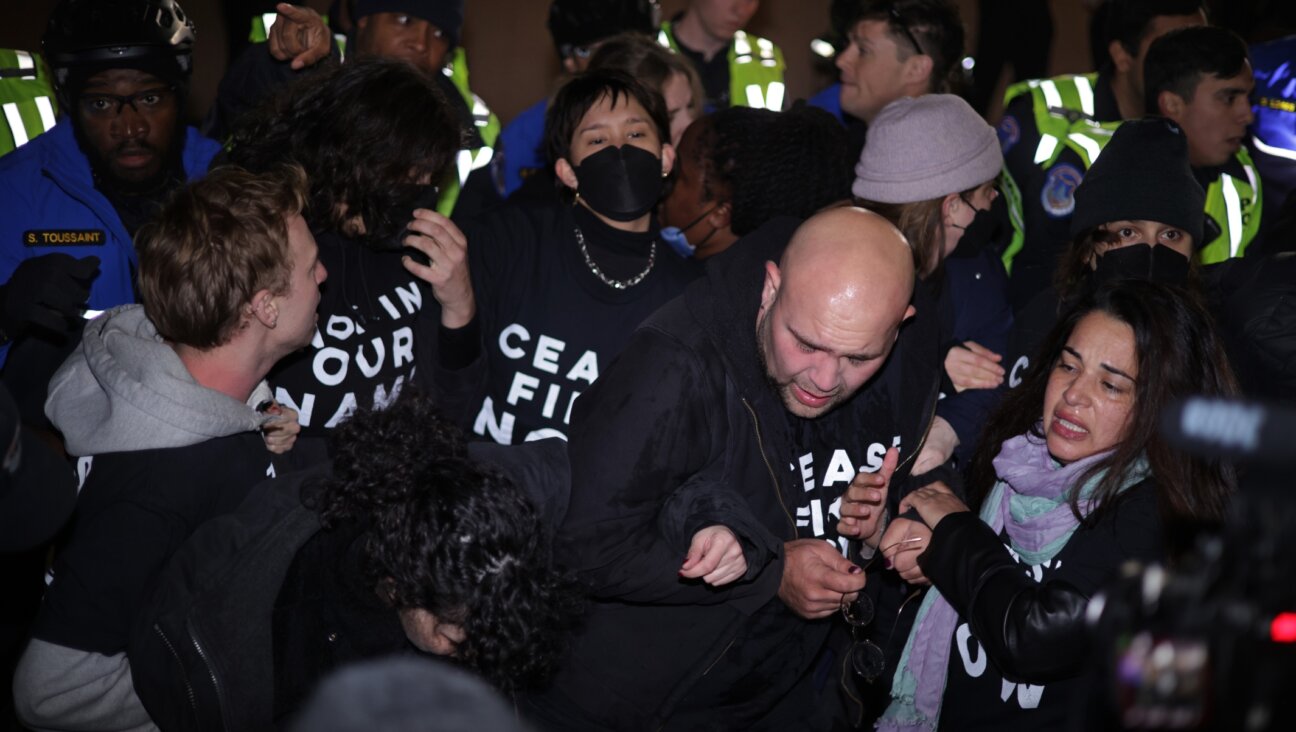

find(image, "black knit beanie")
[354,0,464,46]
[1070,117,1205,245]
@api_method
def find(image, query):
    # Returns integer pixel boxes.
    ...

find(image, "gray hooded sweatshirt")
[46,304,274,456]
[17,305,279,732]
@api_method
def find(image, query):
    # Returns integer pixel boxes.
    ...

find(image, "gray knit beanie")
[852,94,1003,204]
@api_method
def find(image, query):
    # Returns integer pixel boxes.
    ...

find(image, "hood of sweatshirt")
[46,305,274,456]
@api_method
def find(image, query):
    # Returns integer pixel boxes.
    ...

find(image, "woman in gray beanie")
[853,93,1015,478]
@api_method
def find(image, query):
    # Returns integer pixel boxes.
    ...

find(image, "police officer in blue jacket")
[0,0,219,363]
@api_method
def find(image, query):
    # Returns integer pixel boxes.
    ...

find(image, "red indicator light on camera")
[1271,613,1296,643]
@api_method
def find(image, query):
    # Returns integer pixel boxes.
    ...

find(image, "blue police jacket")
[0,121,219,364]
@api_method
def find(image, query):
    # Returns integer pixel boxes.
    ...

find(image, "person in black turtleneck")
[220,58,462,463]
[411,69,700,445]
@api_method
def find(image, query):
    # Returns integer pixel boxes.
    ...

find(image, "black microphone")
[1160,397,1296,465]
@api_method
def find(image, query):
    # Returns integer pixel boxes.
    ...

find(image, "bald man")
[528,209,944,730]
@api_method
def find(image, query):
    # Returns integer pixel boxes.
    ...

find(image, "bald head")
[757,207,917,419]
[780,206,915,310]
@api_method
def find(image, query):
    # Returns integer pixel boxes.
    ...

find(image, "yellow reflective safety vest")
[1198,147,1261,263]
[1002,72,1260,265]
[248,14,500,216]
[658,22,786,111]
[437,46,501,216]
[0,49,59,158]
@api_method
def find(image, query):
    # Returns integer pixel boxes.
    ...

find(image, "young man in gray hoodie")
[14,164,324,732]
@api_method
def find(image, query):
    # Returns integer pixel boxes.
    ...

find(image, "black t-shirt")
[785,382,897,552]
[449,202,699,444]
[938,483,1163,731]
[33,432,280,654]
[268,230,429,440]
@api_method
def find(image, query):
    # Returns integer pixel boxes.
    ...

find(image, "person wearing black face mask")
[410,70,700,445]
[219,58,463,464]
[853,94,1015,476]
[1004,117,1296,406]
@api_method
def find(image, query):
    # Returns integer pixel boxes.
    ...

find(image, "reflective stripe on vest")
[659,23,785,110]
[0,49,59,157]
[996,72,1264,270]
[1199,149,1262,264]
[1005,73,1118,169]
[997,168,1027,275]
[436,46,500,216]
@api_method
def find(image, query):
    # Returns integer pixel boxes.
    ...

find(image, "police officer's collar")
[1191,154,1247,186]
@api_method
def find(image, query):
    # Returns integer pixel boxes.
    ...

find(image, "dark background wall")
[0,0,1105,126]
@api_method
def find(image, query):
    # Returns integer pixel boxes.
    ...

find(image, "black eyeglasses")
[840,534,930,682]
[888,4,924,57]
[78,85,176,118]
[841,591,887,681]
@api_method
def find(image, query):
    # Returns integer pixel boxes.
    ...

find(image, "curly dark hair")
[219,57,463,248]
[317,393,583,694]
[695,105,853,236]
[968,280,1237,545]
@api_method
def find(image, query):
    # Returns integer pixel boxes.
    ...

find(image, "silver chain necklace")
[574,225,656,290]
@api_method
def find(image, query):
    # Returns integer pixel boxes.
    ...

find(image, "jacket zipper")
[153,623,200,720]
[186,619,230,732]
[898,385,940,477]
[700,637,738,677]
[741,397,796,538]
[653,636,742,732]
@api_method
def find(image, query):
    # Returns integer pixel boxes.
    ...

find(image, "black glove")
[0,254,100,338]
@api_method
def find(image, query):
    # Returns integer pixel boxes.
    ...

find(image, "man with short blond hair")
[14,165,320,732]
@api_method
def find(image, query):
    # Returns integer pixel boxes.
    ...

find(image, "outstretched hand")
[260,402,301,454]
[778,539,866,619]
[879,517,931,585]
[402,209,475,329]
[267,3,331,70]
[898,481,968,533]
[837,446,900,547]
[679,525,747,587]
[945,340,1005,392]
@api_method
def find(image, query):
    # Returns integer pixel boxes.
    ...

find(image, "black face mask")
[573,145,663,222]
[1090,243,1190,288]
[375,184,442,259]
[948,193,1009,259]
[948,207,996,259]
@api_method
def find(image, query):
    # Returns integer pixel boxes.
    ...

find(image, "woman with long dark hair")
[872,280,1236,730]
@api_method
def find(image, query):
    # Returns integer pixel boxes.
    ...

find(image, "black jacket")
[533,218,943,730]
[128,437,570,731]
[926,478,1163,730]
[128,468,329,732]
